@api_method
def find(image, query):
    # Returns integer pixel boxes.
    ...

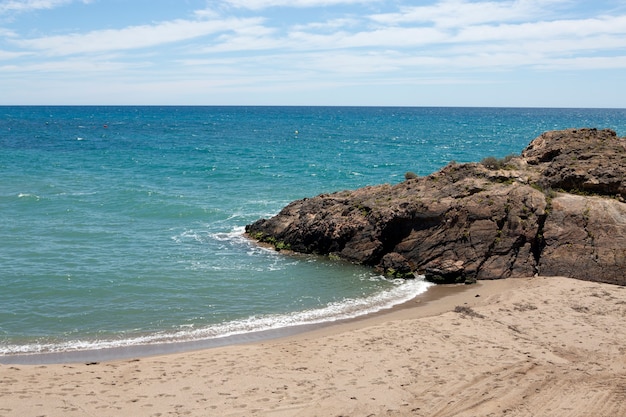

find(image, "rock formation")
[246,129,626,285]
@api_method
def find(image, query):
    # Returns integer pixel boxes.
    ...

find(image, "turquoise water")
[1,106,625,356]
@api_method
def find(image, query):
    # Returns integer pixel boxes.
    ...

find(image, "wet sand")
[2,276,626,417]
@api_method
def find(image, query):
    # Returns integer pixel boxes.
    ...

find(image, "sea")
[2,106,625,361]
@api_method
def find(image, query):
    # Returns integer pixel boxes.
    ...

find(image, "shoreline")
[2,276,625,417]
[0,279,470,365]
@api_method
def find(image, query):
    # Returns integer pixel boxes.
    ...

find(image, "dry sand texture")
[1,276,626,417]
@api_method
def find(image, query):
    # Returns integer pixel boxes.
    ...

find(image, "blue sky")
[1,0,625,106]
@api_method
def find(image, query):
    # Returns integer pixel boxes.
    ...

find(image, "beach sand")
[2,276,626,417]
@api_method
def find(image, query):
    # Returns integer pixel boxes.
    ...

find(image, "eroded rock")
[246,129,626,285]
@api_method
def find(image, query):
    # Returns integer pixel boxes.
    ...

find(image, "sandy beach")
[2,276,625,417]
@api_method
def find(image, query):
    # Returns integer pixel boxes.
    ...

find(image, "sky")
[0,0,625,106]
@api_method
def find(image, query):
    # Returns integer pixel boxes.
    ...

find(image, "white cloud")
[369,0,568,27]
[335,27,449,48]
[0,0,90,14]
[0,26,16,37]
[15,17,264,56]
[193,8,221,19]
[535,55,626,71]
[2,0,625,105]
[223,0,379,10]
[0,57,145,74]
[0,49,28,59]
[188,9,626,74]
[456,15,626,43]
[291,18,359,32]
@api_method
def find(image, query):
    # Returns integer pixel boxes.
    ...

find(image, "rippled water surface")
[1,106,625,355]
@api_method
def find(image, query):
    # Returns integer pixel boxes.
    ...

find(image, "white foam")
[209,226,282,257]
[195,277,433,338]
[209,226,247,242]
[0,278,432,355]
[171,229,208,244]
[17,193,40,200]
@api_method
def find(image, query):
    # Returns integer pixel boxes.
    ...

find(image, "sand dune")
[2,276,626,417]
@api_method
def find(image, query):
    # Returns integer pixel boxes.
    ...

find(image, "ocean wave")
[0,278,432,356]
[171,229,210,244]
[209,225,247,242]
[172,226,253,247]
[17,193,40,200]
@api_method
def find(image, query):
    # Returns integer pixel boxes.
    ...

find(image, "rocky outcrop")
[523,128,626,197]
[246,129,626,286]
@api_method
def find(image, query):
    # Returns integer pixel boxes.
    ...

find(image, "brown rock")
[246,129,626,285]
[522,128,626,199]
[377,252,415,278]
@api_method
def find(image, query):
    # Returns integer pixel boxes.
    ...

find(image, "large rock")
[522,128,626,198]
[246,129,626,286]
